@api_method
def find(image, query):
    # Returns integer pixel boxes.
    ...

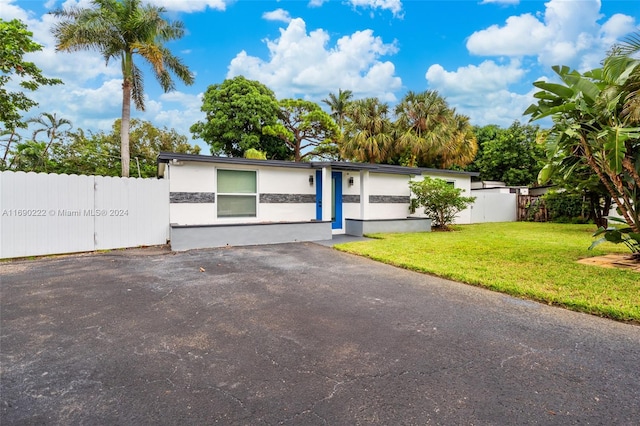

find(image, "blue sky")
[2,0,638,154]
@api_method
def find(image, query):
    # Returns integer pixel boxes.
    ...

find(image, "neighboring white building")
[157,153,477,250]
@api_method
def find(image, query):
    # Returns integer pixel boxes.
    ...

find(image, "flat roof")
[157,152,479,177]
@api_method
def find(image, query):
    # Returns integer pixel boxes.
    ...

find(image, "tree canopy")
[342,97,395,163]
[264,98,340,161]
[52,0,194,177]
[394,90,477,168]
[467,121,543,186]
[0,18,62,164]
[5,118,199,177]
[191,76,292,160]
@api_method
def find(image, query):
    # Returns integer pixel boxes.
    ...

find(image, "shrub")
[543,191,584,222]
[409,177,476,230]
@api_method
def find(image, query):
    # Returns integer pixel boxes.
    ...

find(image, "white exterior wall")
[168,161,216,192]
[167,161,316,225]
[168,162,216,225]
[367,173,412,219]
[165,160,474,228]
[260,167,316,222]
[341,171,360,228]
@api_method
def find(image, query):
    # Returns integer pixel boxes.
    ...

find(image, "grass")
[334,222,640,323]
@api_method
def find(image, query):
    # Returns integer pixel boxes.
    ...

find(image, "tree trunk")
[121,80,131,177]
[579,135,637,232]
[589,193,611,228]
[2,130,17,166]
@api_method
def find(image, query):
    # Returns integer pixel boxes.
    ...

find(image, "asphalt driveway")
[1,243,639,425]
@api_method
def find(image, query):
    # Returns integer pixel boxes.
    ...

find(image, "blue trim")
[332,171,342,230]
[316,170,343,229]
[315,170,322,220]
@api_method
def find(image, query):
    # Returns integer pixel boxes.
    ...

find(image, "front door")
[316,171,342,229]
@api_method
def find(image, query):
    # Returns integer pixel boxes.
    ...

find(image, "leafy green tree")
[264,99,340,161]
[342,97,395,163]
[113,119,200,176]
[525,33,640,251]
[52,0,194,177]
[468,121,543,186]
[191,76,292,160]
[395,90,477,168]
[9,119,199,177]
[244,148,267,159]
[0,18,63,165]
[55,129,120,176]
[9,140,56,172]
[409,177,476,230]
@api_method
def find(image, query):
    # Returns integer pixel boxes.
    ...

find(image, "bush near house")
[409,177,475,230]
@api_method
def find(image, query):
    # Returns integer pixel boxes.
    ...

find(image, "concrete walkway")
[313,234,373,247]
[1,243,639,424]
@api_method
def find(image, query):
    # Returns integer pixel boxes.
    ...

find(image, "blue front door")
[316,171,342,229]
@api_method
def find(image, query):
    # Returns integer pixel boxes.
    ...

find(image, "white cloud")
[227,18,402,102]
[426,60,525,94]
[145,0,227,12]
[0,0,30,20]
[262,8,292,23]
[348,0,403,17]
[425,59,534,126]
[466,0,637,70]
[308,0,327,7]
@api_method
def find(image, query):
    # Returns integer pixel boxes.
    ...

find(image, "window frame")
[216,168,258,219]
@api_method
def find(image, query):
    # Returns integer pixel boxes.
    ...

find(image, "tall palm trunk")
[121,79,131,177]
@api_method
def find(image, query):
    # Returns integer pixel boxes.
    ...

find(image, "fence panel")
[0,171,169,259]
[470,192,517,223]
[517,195,548,222]
[93,176,169,250]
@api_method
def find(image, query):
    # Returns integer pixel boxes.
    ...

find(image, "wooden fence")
[517,195,549,222]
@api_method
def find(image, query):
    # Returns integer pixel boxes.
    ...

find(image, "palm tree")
[614,32,640,124]
[52,0,194,177]
[342,98,394,163]
[395,90,473,168]
[322,89,353,131]
[438,114,478,169]
[28,112,72,159]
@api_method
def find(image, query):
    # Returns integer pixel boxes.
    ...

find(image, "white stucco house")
[157,152,478,250]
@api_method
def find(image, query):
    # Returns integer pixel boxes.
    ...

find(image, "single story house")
[157,152,478,250]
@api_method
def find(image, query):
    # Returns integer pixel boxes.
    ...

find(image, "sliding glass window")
[217,169,257,218]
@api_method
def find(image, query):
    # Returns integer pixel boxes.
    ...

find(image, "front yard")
[335,222,640,323]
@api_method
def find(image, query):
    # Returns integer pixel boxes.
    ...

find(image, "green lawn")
[334,222,640,323]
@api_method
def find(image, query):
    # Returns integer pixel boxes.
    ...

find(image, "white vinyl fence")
[0,171,169,259]
[470,192,518,223]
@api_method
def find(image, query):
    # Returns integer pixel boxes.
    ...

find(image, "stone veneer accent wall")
[369,195,410,204]
[170,192,216,203]
[259,194,316,203]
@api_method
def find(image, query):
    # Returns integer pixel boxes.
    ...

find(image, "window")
[217,169,257,218]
